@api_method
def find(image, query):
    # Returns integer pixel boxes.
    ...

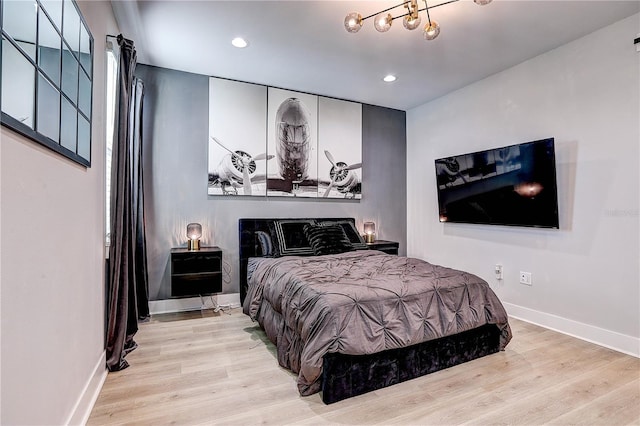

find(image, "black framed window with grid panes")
[1,0,94,167]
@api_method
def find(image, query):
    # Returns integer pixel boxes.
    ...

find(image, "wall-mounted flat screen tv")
[435,138,559,229]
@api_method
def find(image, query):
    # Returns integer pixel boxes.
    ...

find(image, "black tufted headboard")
[238,218,358,304]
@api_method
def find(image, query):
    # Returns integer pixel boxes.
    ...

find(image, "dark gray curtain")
[131,77,150,319]
[106,35,149,372]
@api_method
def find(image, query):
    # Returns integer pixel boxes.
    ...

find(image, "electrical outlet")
[519,271,532,286]
[495,264,503,280]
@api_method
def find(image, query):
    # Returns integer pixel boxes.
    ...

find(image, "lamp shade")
[364,222,375,234]
[403,14,421,30]
[187,223,202,240]
[344,12,363,33]
[373,13,392,32]
[423,20,441,40]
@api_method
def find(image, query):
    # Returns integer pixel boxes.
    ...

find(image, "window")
[0,0,93,167]
[105,37,118,248]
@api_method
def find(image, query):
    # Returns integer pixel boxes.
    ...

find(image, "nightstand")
[170,247,223,297]
[366,240,399,255]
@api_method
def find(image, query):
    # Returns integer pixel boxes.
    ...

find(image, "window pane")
[77,115,90,160]
[78,69,91,116]
[61,45,78,103]
[36,73,60,142]
[2,0,37,60]
[38,10,61,86]
[79,22,91,75]
[60,96,77,151]
[15,40,37,60]
[2,37,36,128]
[40,0,63,31]
[62,0,80,54]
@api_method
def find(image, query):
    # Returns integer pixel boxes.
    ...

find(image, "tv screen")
[435,138,559,229]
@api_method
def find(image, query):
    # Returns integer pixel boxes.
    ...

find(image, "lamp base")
[187,239,200,251]
[364,234,375,243]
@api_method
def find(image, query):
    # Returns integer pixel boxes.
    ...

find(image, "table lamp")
[363,221,376,243]
[187,223,202,250]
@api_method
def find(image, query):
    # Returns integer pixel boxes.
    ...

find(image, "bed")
[240,218,512,404]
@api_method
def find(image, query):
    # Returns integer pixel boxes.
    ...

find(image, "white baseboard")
[503,302,639,358]
[65,350,107,425]
[149,293,241,315]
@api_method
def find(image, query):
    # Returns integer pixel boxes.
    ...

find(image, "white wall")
[407,14,639,356]
[0,2,118,424]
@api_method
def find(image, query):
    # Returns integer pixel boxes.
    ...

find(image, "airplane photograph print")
[208,77,363,199]
[317,96,362,199]
[266,88,319,197]
[208,78,268,196]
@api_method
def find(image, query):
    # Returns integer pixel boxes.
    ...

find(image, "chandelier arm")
[390,11,414,20]
[416,0,459,13]
[360,0,459,23]
[423,0,433,25]
[361,1,411,20]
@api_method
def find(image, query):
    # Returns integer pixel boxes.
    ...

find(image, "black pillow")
[269,219,315,257]
[303,224,355,255]
[318,220,368,250]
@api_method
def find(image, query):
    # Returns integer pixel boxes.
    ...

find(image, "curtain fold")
[106,35,149,372]
[131,77,150,320]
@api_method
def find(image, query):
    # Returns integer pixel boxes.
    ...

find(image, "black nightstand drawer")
[171,272,222,297]
[366,240,399,255]
[172,254,221,275]
[170,247,223,297]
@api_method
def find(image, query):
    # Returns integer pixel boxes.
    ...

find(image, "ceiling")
[111,1,639,111]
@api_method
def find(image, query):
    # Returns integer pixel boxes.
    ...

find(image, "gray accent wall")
[136,64,406,300]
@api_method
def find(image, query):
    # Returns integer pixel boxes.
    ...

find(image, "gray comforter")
[243,250,512,396]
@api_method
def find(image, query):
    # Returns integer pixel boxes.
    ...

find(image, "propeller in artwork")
[211,136,273,195]
[323,150,362,198]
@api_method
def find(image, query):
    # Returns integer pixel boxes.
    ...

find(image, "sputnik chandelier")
[344,0,492,41]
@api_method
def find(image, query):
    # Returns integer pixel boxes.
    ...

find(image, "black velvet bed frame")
[239,218,502,404]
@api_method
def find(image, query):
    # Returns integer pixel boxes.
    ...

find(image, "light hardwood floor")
[88,309,640,425]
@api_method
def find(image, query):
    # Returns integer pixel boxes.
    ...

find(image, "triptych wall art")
[208,77,362,199]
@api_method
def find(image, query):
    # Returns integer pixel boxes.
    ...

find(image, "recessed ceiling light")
[383,74,397,82]
[231,37,248,48]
